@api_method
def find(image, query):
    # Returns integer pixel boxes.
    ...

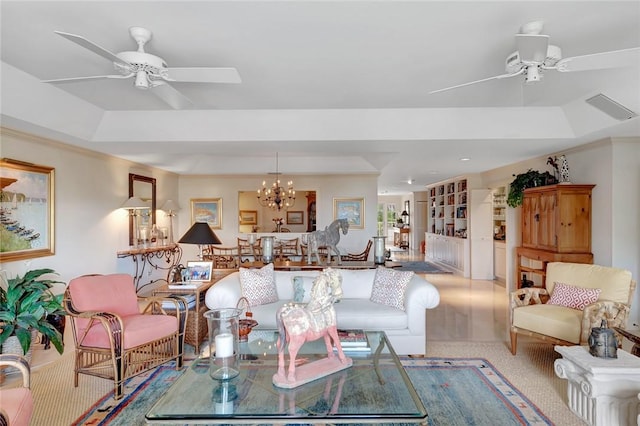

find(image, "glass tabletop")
[146,330,427,424]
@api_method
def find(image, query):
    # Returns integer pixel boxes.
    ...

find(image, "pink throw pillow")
[370,266,414,311]
[547,281,601,310]
[239,263,278,306]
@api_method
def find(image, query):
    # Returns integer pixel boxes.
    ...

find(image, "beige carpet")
[7,340,588,426]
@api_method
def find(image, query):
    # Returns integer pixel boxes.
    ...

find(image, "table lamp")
[121,196,150,248]
[161,199,180,244]
[178,222,221,259]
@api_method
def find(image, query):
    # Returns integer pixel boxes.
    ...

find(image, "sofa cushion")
[513,304,582,344]
[547,281,601,310]
[338,269,376,299]
[370,267,414,311]
[336,299,408,330]
[239,263,278,306]
[292,275,316,303]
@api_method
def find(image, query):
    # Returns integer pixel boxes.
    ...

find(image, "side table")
[554,345,640,426]
[154,270,233,349]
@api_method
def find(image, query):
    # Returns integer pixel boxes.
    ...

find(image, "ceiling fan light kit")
[43,26,241,109]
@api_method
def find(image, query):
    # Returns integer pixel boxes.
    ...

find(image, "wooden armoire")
[516,184,595,288]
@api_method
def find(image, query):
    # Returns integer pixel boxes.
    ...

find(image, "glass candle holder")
[373,236,387,265]
[262,236,275,263]
[205,308,242,381]
[213,381,237,414]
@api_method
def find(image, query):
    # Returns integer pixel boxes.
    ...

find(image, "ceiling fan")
[42,27,241,109]
[430,21,640,94]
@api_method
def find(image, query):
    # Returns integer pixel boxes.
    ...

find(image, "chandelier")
[257,153,296,211]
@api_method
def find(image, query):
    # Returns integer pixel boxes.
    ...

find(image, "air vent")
[585,94,638,120]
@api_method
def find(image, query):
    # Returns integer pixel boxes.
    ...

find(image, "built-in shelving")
[429,178,467,238]
[492,187,506,241]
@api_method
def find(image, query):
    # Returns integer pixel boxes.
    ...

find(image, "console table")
[554,345,640,426]
[117,244,182,292]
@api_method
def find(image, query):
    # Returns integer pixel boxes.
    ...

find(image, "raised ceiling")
[1,1,639,194]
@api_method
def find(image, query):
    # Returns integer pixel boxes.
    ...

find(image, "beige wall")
[1,127,637,326]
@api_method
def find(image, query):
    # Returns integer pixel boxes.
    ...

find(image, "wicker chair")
[276,237,299,260]
[510,262,636,355]
[64,274,187,399]
[342,240,373,261]
[0,354,32,426]
[203,245,241,269]
[238,237,261,263]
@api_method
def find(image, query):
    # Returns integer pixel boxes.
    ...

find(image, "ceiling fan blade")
[151,82,194,109]
[165,67,242,84]
[554,47,640,72]
[42,74,133,84]
[54,30,132,68]
[429,69,525,94]
[515,34,550,63]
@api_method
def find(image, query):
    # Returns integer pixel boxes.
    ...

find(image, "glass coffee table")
[146,330,427,424]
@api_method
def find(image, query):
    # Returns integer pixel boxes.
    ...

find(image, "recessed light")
[407,179,414,184]
[459,157,471,162]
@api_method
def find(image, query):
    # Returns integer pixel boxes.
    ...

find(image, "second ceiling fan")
[430,21,640,94]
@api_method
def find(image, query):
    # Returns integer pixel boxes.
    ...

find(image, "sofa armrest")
[580,300,631,344]
[205,276,243,310]
[404,276,440,335]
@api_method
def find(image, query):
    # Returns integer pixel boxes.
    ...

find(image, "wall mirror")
[238,190,316,233]
[129,173,156,246]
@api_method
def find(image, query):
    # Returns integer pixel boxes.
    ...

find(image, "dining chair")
[203,245,241,269]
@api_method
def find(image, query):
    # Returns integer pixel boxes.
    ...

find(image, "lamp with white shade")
[121,196,150,248]
[161,199,180,244]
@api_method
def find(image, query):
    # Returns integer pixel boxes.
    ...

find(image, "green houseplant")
[507,169,557,208]
[0,268,65,355]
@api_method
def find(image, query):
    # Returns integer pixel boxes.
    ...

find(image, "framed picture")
[286,211,304,225]
[186,261,213,282]
[239,210,257,225]
[190,198,222,229]
[333,197,364,229]
[0,159,55,261]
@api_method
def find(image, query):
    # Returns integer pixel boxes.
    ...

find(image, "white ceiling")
[1,0,639,194]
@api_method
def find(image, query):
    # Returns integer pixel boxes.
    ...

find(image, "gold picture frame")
[190,198,222,229]
[0,158,55,261]
[333,197,364,229]
[239,210,258,225]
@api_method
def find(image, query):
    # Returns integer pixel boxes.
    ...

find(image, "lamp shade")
[178,222,222,245]
[401,210,409,217]
[121,196,149,210]
[161,199,180,212]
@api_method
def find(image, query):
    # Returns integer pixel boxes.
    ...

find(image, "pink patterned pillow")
[239,263,278,306]
[547,282,601,310]
[370,266,414,311]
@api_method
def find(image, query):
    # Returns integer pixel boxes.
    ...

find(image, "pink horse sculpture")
[274,268,349,384]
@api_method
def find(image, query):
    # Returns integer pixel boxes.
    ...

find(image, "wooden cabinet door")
[537,191,557,251]
[521,193,539,248]
[556,190,592,253]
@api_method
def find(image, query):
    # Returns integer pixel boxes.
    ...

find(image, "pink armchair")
[0,354,33,426]
[64,274,187,399]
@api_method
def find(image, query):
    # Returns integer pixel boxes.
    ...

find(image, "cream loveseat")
[204,266,441,355]
[510,262,636,355]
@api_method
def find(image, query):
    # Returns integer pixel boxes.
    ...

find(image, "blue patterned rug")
[73,357,551,425]
[395,261,452,274]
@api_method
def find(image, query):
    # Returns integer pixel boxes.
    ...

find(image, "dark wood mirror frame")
[128,173,157,246]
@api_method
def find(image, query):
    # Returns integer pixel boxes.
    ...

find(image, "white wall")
[0,128,179,289]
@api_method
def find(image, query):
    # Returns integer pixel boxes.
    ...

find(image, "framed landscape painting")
[333,197,364,229]
[0,159,55,261]
[286,211,303,225]
[191,198,222,229]
[239,210,257,225]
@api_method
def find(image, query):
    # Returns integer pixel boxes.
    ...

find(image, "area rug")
[396,261,453,274]
[72,357,551,426]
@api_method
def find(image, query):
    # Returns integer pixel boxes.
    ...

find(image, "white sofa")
[204,268,440,355]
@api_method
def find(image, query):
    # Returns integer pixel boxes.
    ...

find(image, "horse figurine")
[273,268,352,388]
[307,218,350,265]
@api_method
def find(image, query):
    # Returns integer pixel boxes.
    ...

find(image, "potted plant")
[0,268,65,356]
[507,169,557,207]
